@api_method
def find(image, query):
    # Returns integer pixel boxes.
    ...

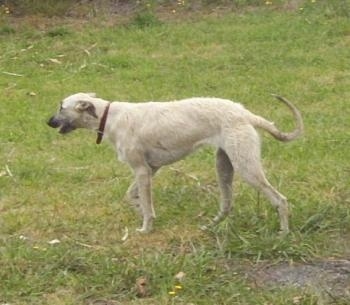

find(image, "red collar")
[96,103,110,144]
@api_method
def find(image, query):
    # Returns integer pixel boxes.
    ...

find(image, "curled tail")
[251,94,304,142]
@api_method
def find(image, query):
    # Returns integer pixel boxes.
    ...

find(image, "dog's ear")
[75,101,98,118]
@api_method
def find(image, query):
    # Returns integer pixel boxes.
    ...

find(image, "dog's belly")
[144,136,220,168]
[145,146,194,167]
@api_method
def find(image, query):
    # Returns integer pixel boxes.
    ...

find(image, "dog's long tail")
[250,94,304,142]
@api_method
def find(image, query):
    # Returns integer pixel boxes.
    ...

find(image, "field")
[0,1,349,304]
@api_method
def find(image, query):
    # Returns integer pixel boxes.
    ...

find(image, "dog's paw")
[136,227,152,234]
[200,223,216,231]
[278,229,290,237]
[200,225,209,231]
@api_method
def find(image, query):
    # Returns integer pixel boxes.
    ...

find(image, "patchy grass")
[0,1,349,304]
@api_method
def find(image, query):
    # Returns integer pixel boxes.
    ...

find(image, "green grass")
[0,1,350,304]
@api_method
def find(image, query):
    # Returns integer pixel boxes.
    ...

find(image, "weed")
[46,26,71,37]
[130,10,162,28]
[7,0,72,16]
[130,2,161,29]
[0,24,15,34]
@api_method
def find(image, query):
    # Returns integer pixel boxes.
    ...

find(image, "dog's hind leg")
[126,181,143,215]
[226,126,290,234]
[242,170,289,235]
[212,148,234,225]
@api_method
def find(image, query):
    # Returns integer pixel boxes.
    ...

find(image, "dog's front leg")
[134,165,155,233]
[127,166,159,217]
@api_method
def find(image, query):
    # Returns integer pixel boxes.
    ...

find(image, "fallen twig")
[63,234,106,250]
[2,71,24,77]
[5,164,13,178]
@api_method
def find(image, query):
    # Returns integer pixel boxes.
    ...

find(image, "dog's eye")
[59,102,68,111]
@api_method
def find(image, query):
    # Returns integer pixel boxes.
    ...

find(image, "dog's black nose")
[47,116,60,128]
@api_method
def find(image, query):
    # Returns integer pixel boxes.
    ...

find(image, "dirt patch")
[249,259,350,302]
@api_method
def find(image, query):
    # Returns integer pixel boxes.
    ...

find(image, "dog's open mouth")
[58,123,76,134]
[47,117,76,134]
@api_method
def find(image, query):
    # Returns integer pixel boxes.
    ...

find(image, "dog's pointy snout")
[47,116,60,128]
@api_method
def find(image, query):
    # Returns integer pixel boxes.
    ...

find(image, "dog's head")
[47,93,100,134]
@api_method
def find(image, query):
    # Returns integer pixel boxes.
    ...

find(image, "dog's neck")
[96,102,111,144]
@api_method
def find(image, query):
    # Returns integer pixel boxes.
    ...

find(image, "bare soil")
[249,259,350,302]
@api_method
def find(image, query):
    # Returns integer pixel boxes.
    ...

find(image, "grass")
[0,1,350,304]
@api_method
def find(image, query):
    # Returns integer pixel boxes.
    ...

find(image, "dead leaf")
[174,271,186,282]
[121,226,128,242]
[293,296,303,304]
[135,276,149,298]
[48,58,62,64]
[21,45,34,52]
[88,300,120,305]
[48,239,61,245]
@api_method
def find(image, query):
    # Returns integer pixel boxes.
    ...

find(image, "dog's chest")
[115,143,129,163]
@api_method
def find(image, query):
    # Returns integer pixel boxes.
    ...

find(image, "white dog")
[48,93,303,234]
